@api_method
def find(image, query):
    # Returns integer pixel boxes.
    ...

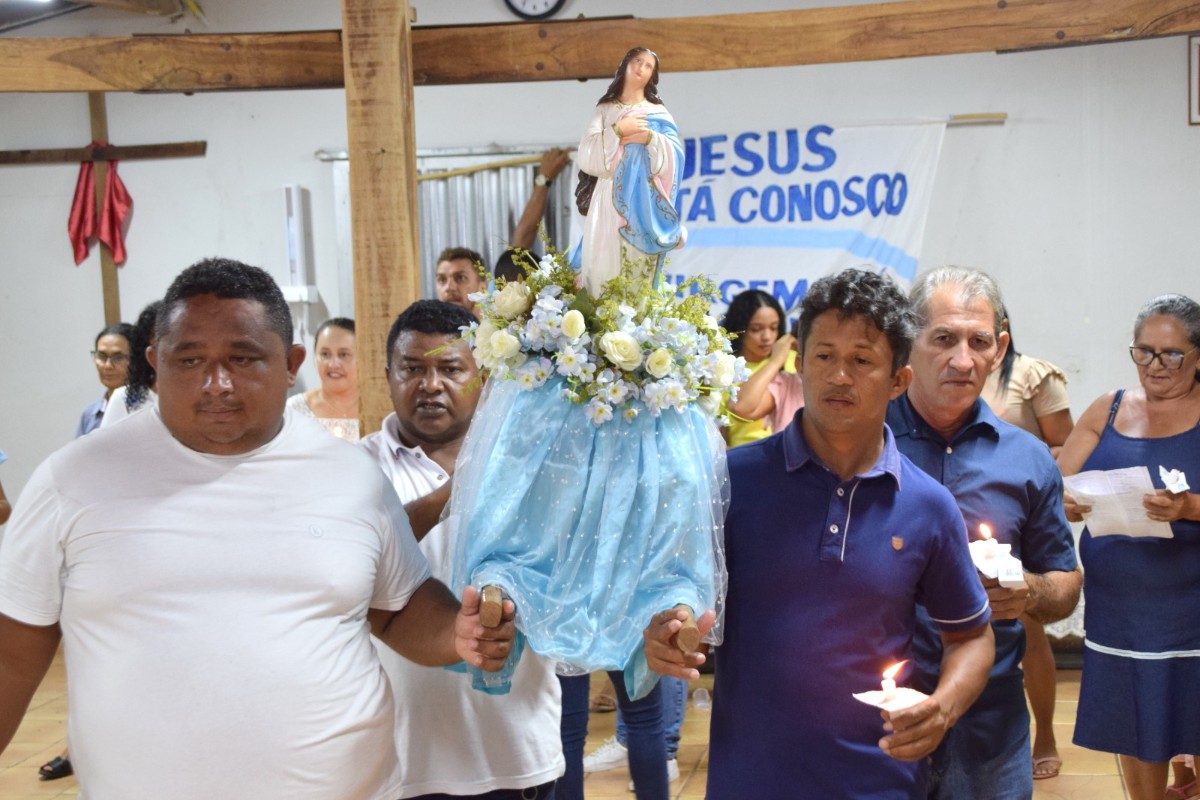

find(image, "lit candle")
[979,523,999,558]
[881,660,906,701]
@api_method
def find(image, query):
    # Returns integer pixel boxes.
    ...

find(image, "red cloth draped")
[68,142,133,265]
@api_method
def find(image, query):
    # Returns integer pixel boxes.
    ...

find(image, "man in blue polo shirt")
[645,268,995,799]
[887,266,1081,800]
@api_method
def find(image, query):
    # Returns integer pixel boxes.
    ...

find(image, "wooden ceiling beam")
[0,31,345,92]
[81,0,182,15]
[413,0,1200,84]
[1,0,1198,93]
[0,140,206,165]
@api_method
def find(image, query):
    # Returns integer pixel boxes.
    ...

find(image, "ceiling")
[0,1,88,34]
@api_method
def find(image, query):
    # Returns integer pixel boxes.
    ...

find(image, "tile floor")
[0,653,1131,799]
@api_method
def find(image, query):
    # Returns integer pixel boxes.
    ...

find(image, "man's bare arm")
[368,580,515,671]
[1023,567,1082,625]
[0,614,61,753]
[511,148,571,249]
[880,622,994,761]
[403,481,451,542]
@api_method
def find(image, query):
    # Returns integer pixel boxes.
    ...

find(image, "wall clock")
[503,0,567,21]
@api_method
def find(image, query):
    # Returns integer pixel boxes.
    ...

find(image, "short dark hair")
[126,301,162,411]
[493,247,539,284]
[95,322,135,349]
[314,317,355,348]
[157,258,293,347]
[798,268,917,372]
[436,247,484,268]
[721,289,785,357]
[386,299,476,369]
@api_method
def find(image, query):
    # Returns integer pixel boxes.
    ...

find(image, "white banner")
[661,121,946,321]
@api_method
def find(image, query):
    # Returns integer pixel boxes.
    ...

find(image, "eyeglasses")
[92,351,130,366]
[1128,345,1197,370]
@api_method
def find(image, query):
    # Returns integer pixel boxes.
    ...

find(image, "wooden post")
[88,92,121,325]
[341,0,420,435]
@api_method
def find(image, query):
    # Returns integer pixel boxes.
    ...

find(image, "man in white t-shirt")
[0,259,515,800]
[361,299,564,799]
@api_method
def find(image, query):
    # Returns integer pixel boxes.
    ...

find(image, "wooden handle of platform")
[479,585,505,628]
[670,604,701,653]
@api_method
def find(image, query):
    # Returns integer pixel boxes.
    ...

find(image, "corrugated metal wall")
[417,146,575,289]
[328,144,575,308]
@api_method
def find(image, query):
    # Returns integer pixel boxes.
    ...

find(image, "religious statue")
[448,48,739,699]
[573,46,686,294]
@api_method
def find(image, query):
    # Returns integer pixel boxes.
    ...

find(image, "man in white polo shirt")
[361,299,564,799]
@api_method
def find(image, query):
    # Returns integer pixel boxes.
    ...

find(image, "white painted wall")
[1,0,1198,501]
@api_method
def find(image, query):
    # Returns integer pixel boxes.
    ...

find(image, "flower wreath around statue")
[447,247,744,699]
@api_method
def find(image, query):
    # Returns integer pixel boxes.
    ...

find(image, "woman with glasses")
[76,322,135,437]
[1057,294,1200,800]
[101,301,162,429]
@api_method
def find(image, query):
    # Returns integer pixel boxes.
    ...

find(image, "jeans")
[557,672,666,800]
[616,675,686,759]
[407,781,556,800]
[927,722,1033,800]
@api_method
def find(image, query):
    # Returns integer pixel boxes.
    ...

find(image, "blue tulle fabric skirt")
[447,377,728,697]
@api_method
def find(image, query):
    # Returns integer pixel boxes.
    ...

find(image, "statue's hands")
[616,112,651,145]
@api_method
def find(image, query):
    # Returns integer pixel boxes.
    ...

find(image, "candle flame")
[978,523,993,541]
[883,660,907,680]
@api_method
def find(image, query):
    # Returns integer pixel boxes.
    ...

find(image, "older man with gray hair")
[886,266,1081,800]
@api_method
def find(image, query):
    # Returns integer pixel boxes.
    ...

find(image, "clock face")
[503,0,567,21]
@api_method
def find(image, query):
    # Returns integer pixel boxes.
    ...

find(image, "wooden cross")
[0,93,206,325]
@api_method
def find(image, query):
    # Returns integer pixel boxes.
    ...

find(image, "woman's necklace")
[317,388,359,419]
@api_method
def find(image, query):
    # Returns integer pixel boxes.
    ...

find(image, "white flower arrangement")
[465,249,748,426]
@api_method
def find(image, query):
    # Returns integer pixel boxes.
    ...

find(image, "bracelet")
[612,122,622,137]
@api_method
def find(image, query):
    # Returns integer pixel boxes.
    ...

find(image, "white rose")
[713,352,737,388]
[645,348,674,379]
[561,309,587,340]
[493,282,533,319]
[702,315,719,331]
[472,319,497,368]
[698,391,723,417]
[598,331,643,372]
[490,329,523,360]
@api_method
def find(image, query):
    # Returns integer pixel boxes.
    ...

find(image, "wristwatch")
[535,173,550,188]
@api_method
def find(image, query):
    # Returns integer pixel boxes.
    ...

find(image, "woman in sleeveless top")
[1057,294,1200,800]
[286,318,360,441]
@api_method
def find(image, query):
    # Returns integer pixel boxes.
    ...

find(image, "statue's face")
[624,51,656,92]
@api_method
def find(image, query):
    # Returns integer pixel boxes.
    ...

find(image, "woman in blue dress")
[1058,294,1200,800]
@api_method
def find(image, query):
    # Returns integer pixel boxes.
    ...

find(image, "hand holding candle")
[853,659,927,712]
[979,523,999,558]
[968,523,1025,589]
[881,660,905,701]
